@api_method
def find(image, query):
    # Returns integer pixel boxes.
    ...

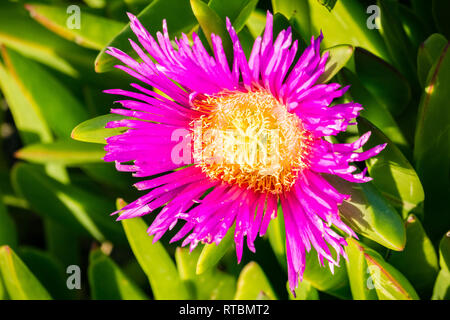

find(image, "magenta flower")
[103,12,386,293]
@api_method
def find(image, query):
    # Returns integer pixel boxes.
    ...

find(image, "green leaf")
[88,249,148,300]
[246,9,266,39]
[354,47,411,118]
[176,247,236,300]
[118,200,190,300]
[357,118,424,218]
[0,246,52,300]
[19,247,72,300]
[268,203,350,298]
[267,204,286,269]
[349,239,419,300]
[287,280,319,300]
[377,0,417,83]
[307,0,389,61]
[432,0,450,39]
[345,238,379,300]
[209,0,258,33]
[417,33,448,88]
[71,114,127,145]
[95,0,197,72]
[1,47,88,140]
[0,3,92,76]
[196,226,234,275]
[432,232,450,299]
[272,0,311,40]
[234,262,277,300]
[25,4,125,50]
[15,140,106,166]
[388,215,439,297]
[12,163,124,244]
[414,42,450,242]
[339,68,409,152]
[326,175,406,251]
[318,44,354,83]
[190,0,233,58]
[0,57,52,145]
[272,12,306,48]
[0,195,18,249]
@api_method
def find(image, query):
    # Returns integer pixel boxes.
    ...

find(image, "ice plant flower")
[103,12,386,292]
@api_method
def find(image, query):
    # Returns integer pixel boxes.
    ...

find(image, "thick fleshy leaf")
[0,3,92,76]
[345,238,378,300]
[0,246,52,300]
[25,4,125,50]
[272,0,311,40]
[318,44,354,84]
[326,175,406,251]
[71,114,127,145]
[432,232,450,299]
[117,199,191,299]
[339,68,409,152]
[234,262,276,300]
[414,42,450,242]
[246,9,266,38]
[268,204,350,298]
[357,118,424,218]
[0,195,18,249]
[15,140,105,166]
[19,247,73,300]
[389,215,439,297]
[190,0,233,58]
[287,280,319,300]
[308,0,389,61]
[95,0,197,72]
[209,0,258,33]
[354,47,411,118]
[272,12,306,48]
[88,249,148,300]
[12,163,124,243]
[417,33,448,88]
[0,58,52,145]
[176,247,235,300]
[196,226,234,275]
[1,47,88,140]
[377,0,417,83]
[349,239,419,300]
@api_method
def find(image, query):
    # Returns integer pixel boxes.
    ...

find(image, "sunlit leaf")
[318,44,354,83]
[71,114,127,145]
[234,262,277,300]
[196,226,234,275]
[25,4,125,50]
[357,118,424,218]
[326,175,406,251]
[12,163,124,244]
[349,239,419,300]
[95,0,197,72]
[417,33,447,88]
[0,246,52,300]
[345,238,379,300]
[118,199,191,299]
[15,140,105,166]
[307,0,389,61]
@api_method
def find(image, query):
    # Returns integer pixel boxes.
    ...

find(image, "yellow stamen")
[190,89,313,194]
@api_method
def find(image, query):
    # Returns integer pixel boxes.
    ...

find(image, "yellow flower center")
[190,90,313,194]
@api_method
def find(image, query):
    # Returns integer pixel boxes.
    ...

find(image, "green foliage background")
[0,0,449,300]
